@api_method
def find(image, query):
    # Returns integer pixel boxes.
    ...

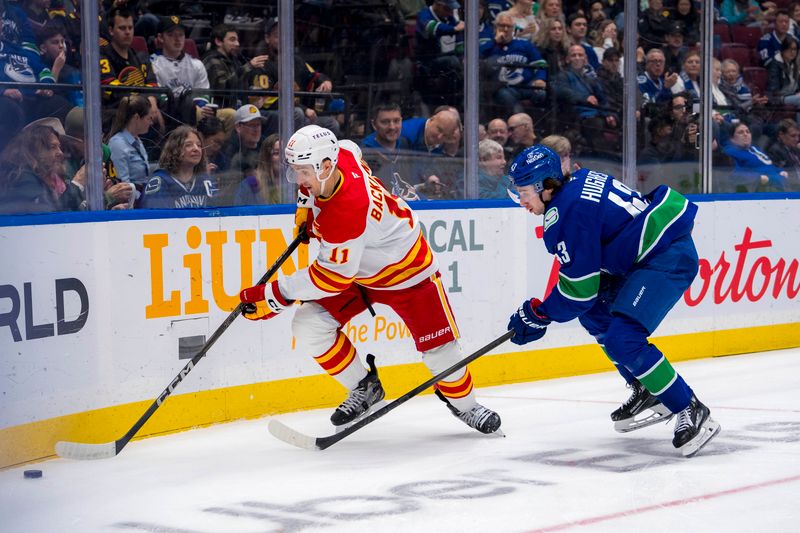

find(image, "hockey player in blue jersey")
[506,145,721,457]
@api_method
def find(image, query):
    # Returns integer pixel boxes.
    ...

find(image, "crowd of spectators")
[2,0,800,215]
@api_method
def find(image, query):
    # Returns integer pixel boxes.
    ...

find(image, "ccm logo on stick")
[0,278,89,342]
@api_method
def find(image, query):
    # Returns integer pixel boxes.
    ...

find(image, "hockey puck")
[23,469,42,479]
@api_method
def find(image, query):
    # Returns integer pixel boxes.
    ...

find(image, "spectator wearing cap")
[758,9,798,67]
[150,15,212,127]
[202,23,268,109]
[597,47,623,118]
[661,21,687,74]
[415,0,465,106]
[62,107,134,209]
[244,18,340,137]
[217,104,266,204]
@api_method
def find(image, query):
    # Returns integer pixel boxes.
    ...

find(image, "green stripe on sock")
[637,357,677,395]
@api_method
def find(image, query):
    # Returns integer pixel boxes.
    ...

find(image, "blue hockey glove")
[507,298,551,345]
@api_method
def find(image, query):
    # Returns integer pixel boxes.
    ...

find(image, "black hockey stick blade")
[56,228,307,460]
[268,330,515,450]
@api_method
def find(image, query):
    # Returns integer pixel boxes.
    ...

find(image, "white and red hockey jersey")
[278,146,438,301]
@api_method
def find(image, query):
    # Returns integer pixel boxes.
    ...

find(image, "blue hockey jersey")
[538,168,698,322]
[141,169,217,209]
[479,37,547,86]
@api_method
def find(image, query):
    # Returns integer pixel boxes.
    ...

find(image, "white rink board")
[1,199,798,428]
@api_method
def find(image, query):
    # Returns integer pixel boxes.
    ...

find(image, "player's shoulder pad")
[339,139,362,161]
[144,176,162,195]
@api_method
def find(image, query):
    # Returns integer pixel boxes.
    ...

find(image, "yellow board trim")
[2,323,799,468]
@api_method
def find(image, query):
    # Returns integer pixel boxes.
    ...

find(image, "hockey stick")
[268,330,515,450]
[55,229,307,460]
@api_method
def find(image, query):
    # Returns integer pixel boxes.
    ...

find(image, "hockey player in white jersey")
[238,125,501,434]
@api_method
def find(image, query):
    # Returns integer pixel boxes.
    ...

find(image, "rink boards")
[1,196,799,467]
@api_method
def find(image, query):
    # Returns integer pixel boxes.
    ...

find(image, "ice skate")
[435,390,502,435]
[611,379,673,433]
[330,354,385,427]
[672,395,721,457]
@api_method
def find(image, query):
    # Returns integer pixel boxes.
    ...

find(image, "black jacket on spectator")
[766,56,800,102]
[202,48,255,108]
[0,169,83,214]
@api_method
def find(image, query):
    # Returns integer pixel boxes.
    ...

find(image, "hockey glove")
[239,280,292,321]
[507,298,551,345]
[294,188,315,244]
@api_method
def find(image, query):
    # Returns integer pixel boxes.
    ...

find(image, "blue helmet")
[508,145,564,193]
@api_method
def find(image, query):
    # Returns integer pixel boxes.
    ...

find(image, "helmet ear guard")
[508,145,565,194]
[285,125,339,183]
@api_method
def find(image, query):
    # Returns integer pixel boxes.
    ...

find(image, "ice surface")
[1,348,799,532]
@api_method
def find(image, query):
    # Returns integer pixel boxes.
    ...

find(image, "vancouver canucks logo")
[544,207,558,231]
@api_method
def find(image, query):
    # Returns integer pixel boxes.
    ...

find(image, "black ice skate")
[330,354,385,427]
[435,390,502,434]
[672,395,721,457]
[611,379,673,433]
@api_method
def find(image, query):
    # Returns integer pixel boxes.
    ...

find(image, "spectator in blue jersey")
[480,11,548,117]
[758,9,796,67]
[477,138,508,199]
[638,48,678,113]
[722,122,788,192]
[141,126,217,209]
[478,0,495,47]
[506,144,721,458]
[400,107,461,154]
[37,21,82,108]
[554,44,617,157]
[361,102,414,190]
[0,0,38,55]
[415,0,465,105]
[566,12,600,70]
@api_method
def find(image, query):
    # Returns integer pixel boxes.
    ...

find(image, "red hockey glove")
[239,280,292,321]
[507,298,551,345]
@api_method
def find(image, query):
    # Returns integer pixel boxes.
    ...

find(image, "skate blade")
[681,417,721,458]
[491,428,506,438]
[614,404,674,433]
[333,400,388,434]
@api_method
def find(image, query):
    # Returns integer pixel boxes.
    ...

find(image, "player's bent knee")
[603,316,650,364]
[421,340,464,376]
[292,302,340,353]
